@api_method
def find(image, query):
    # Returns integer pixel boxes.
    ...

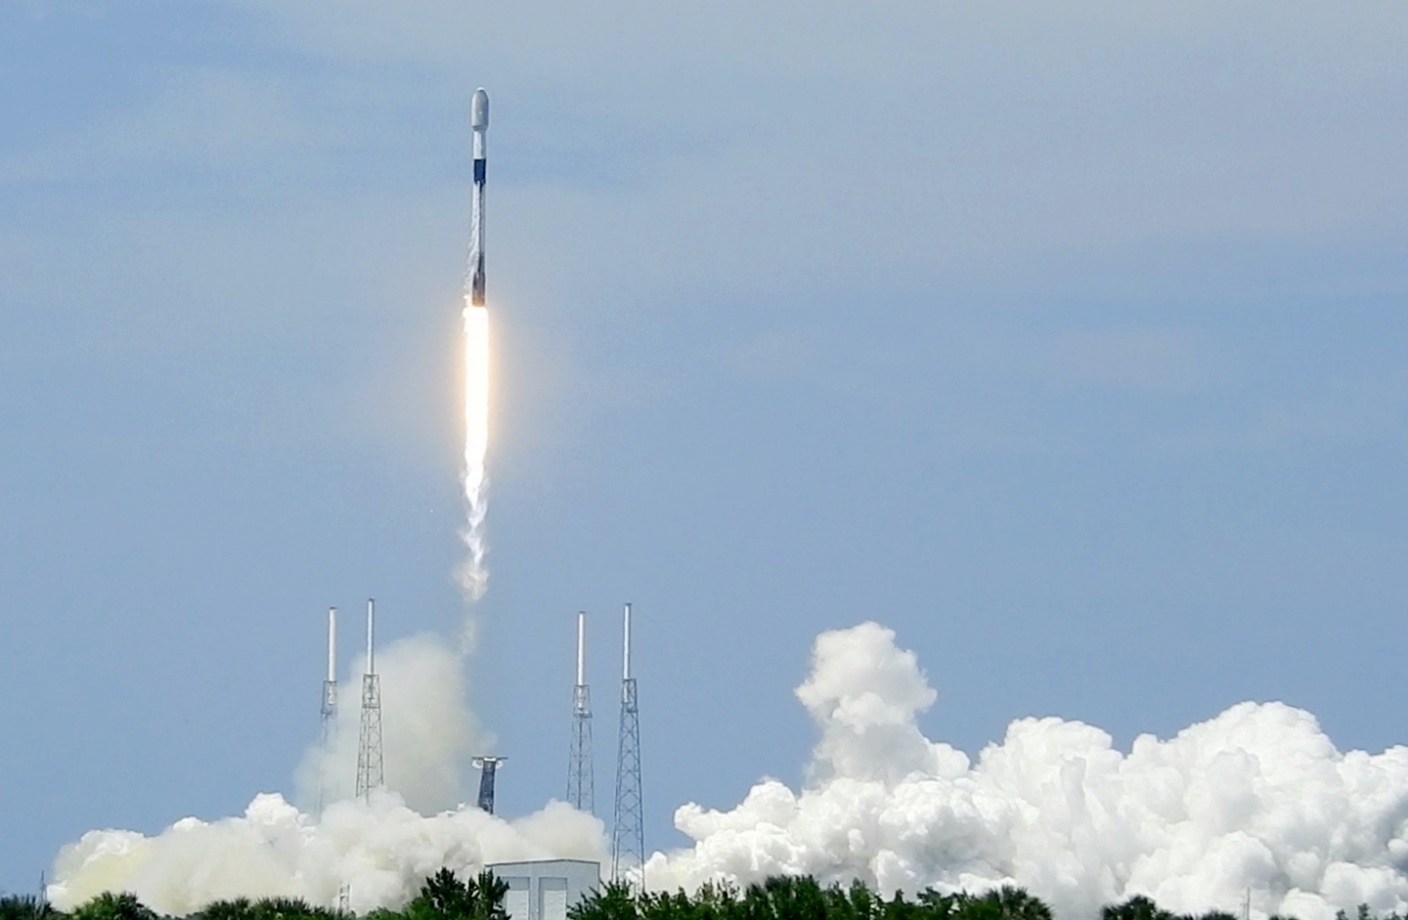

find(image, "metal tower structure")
[355,598,384,801]
[473,756,506,814]
[612,602,644,882]
[568,611,594,812]
[318,606,339,813]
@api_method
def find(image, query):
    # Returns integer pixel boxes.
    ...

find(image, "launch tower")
[568,611,594,812]
[319,606,338,813]
[355,598,384,801]
[612,603,644,881]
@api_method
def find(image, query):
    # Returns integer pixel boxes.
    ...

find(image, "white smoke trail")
[458,301,491,620]
[646,623,1408,920]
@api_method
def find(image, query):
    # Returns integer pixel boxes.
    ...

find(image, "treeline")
[2,870,1405,920]
[0,869,508,920]
[572,877,1408,920]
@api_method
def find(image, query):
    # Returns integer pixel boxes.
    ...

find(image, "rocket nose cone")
[471,88,489,130]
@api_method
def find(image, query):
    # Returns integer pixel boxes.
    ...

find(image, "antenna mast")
[355,598,384,800]
[568,611,594,812]
[612,602,644,883]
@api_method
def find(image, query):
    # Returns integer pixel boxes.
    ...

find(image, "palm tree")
[409,870,477,920]
[880,890,922,920]
[250,898,334,920]
[819,881,877,920]
[914,890,956,920]
[673,880,747,920]
[953,887,1050,920]
[569,881,639,920]
[1101,895,1173,920]
[68,893,156,920]
[197,898,254,920]
[0,894,59,920]
[469,872,509,920]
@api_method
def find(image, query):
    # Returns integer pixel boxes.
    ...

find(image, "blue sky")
[2,0,1407,895]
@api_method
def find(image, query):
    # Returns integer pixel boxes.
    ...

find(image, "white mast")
[366,598,375,675]
[327,607,337,683]
[622,602,632,680]
[577,611,587,686]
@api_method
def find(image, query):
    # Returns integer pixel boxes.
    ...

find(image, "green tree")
[0,895,60,920]
[693,881,742,920]
[913,890,956,920]
[468,872,509,920]
[1101,895,1174,920]
[741,876,827,920]
[250,897,336,920]
[880,890,922,920]
[68,893,156,920]
[569,881,639,920]
[1194,912,1238,920]
[952,887,1050,920]
[363,909,408,920]
[197,898,255,920]
[408,870,478,920]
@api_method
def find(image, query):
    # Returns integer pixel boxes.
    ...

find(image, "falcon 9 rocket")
[468,87,489,307]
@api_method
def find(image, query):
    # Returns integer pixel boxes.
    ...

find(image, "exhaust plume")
[49,633,606,915]
[458,301,491,620]
[49,793,604,916]
[647,622,1408,920]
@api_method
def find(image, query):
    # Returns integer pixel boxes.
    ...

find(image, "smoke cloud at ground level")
[49,793,605,916]
[49,623,1408,920]
[647,623,1408,920]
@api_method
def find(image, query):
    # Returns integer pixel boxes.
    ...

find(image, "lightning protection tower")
[318,606,338,813]
[355,598,384,801]
[567,611,594,812]
[612,602,644,882]
[473,756,506,814]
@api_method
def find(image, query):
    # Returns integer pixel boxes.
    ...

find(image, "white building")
[487,859,602,920]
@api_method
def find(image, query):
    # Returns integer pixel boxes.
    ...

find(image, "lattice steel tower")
[612,602,644,881]
[568,611,594,812]
[355,598,384,801]
[318,606,339,813]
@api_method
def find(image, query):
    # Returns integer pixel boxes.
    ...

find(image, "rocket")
[469,88,489,307]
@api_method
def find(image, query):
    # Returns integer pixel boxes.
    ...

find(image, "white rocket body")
[469,88,489,307]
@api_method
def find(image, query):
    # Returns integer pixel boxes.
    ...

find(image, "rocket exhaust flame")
[458,301,491,610]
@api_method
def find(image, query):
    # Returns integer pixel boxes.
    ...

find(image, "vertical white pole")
[328,607,337,682]
[623,602,632,680]
[577,611,586,686]
[366,598,375,675]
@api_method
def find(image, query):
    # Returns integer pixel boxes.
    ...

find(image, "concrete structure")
[488,859,600,920]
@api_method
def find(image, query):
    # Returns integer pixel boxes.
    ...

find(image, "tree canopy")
[11,872,1408,920]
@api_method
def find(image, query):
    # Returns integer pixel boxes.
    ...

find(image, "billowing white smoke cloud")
[49,793,604,916]
[296,634,487,815]
[49,634,607,915]
[51,622,1408,920]
[647,622,1408,920]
